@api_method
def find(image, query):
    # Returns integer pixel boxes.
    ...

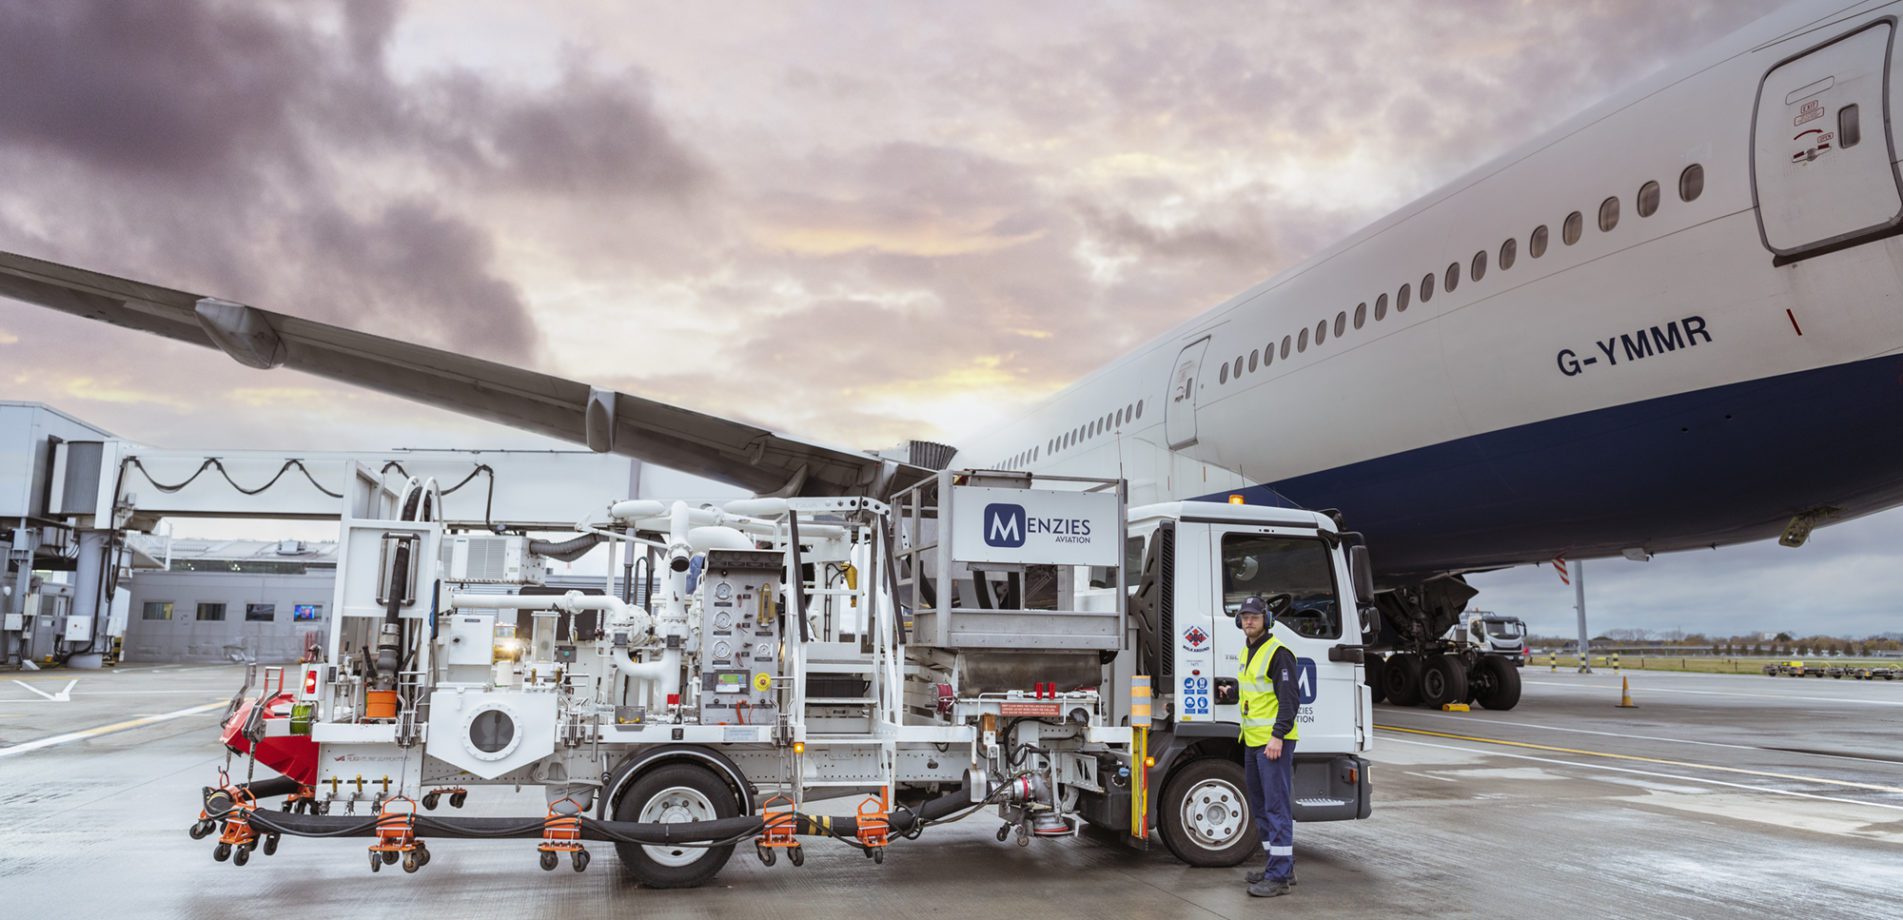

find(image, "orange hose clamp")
[365,690,398,721]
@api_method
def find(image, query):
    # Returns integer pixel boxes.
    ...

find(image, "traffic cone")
[1616,676,1637,708]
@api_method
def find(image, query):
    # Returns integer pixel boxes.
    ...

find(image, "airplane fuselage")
[957,0,1903,577]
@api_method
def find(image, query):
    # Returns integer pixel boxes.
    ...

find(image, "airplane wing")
[0,250,939,498]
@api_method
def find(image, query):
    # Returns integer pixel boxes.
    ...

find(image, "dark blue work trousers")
[1242,738,1296,881]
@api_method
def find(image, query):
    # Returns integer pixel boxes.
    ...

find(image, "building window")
[196,602,226,622]
[1637,180,1660,218]
[142,601,174,621]
[1563,210,1583,245]
[1353,301,1367,329]
[1840,104,1862,148]
[1444,262,1459,293]
[1500,238,1516,270]
[1374,293,1389,321]
[246,603,276,622]
[1248,349,1259,372]
[293,604,322,622]
[1679,163,1703,202]
[1334,311,1347,337]
[1396,283,1411,313]
[1420,271,1434,302]
[1531,225,1549,258]
[1471,250,1487,282]
[1598,195,1619,232]
[1297,327,1309,352]
[1281,335,1292,359]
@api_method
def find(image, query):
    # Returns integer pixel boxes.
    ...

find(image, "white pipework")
[450,590,653,636]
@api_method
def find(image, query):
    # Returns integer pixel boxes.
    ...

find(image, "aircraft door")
[1752,21,1903,261]
[1165,336,1210,450]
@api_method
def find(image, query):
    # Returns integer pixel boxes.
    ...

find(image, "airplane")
[2,0,1901,661]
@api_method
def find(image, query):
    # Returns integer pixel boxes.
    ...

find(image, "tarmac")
[2,663,1899,919]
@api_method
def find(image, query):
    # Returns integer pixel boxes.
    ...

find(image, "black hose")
[528,533,603,563]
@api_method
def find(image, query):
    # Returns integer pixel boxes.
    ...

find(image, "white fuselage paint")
[955,0,1903,573]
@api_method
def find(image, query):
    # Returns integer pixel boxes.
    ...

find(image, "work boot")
[1245,868,1297,886]
[1247,877,1291,898]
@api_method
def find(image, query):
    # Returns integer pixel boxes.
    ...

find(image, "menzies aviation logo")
[984,503,1027,548]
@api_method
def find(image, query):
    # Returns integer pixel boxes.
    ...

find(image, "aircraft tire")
[1384,654,1423,706]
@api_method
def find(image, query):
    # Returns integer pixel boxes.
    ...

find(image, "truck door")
[1206,525,1358,755]
[1752,21,1903,261]
[1164,337,1210,450]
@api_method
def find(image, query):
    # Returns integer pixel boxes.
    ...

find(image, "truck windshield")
[1220,533,1340,639]
[1485,619,1525,639]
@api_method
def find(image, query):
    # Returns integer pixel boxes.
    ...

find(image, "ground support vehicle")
[1363,606,1526,711]
[189,470,1373,886]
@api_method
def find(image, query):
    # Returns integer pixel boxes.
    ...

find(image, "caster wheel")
[422,793,439,811]
[540,850,559,871]
[233,845,251,867]
[450,791,467,808]
[415,844,430,867]
[189,819,215,840]
[788,845,805,868]
[382,850,400,865]
[213,842,232,862]
[281,799,295,813]
[756,842,776,866]
[263,834,280,856]
[370,852,382,872]
[996,824,1011,843]
[1015,824,1030,848]
[403,852,420,874]
[871,848,884,865]
[572,849,589,872]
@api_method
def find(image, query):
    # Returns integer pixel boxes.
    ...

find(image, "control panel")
[697,549,783,726]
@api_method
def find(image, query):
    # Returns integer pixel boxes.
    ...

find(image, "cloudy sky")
[6,0,1892,637]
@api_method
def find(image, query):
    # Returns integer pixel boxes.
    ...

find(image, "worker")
[1235,594,1299,898]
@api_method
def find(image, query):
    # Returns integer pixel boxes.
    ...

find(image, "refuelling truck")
[194,469,1372,885]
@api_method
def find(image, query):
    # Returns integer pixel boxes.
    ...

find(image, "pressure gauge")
[714,581,733,600]
[712,610,733,630]
[711,640,732,660]
[755,642,774,661]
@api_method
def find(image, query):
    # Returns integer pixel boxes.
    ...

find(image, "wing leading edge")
[0,250,930,498]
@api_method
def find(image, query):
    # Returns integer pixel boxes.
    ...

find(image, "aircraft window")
[1471,250,1486,282]
[1530,225,1549,258]
[1298,327,1309,352]
[1248,349,1259,372]
[1563,211,1582,245]
[1127,402,1135,421]
[1680,163,1703,202]
[1334,311,1346,337]
[1444,262,1459,293]
[1136,400,1144,419]
[1840,104,1861,148]
[1598,196,1619,232]
[1219,362,1229,384]
[1116,408,1124,426]
[1315,320,1327,346]
[1397,283,1410,313]
[1499,238,1516,270]
[1281,335,1292,359]
[1233,356,1244,380]
[1420,271,1434,302]
[1637,180,1660,218]
[1353,302,1366,329]
[1374,293,1389,321]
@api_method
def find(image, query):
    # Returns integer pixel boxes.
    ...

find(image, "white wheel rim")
[637,785,719,867]
[1180,778,1247,850]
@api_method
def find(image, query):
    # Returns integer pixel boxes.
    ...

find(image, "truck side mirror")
[1349,544,1375,604]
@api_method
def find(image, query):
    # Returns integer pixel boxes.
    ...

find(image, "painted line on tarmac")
[1522,679,1903,707]
[1374,724,1903,795]
[1389,710,1900,766]
[1383,736,1903,813]
[0,700,225,759]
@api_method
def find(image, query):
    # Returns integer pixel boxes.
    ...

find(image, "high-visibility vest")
[1238,634,1299,746]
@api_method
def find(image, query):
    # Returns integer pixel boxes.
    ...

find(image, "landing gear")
[1364,654,1388,704]
[1419,656,1468,709]
[1470,655,1523,710]
[1384,654,1423,707]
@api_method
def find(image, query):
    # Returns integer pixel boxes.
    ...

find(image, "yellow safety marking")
[1375,724,1903,795]
[0,699,226,759]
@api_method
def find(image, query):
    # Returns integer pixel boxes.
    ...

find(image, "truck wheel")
[1471,656,1522,710]
[1384,654,1423,707]
[1156,758,1256,867]
[612,763,741,888]
[1419,656,1468,708]
[1365,655,1387,705]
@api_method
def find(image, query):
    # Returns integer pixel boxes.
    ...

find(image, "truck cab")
[1454,610,1529,664]
[1106,500,1374,865]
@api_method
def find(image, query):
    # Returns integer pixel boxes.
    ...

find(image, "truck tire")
[1157,758,1257,868]
[611,763,742,888]
[1419,656,1467,709]
[1384,654,1423,707]
[1471,655,1522,710]
[1365,655,1388,705]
